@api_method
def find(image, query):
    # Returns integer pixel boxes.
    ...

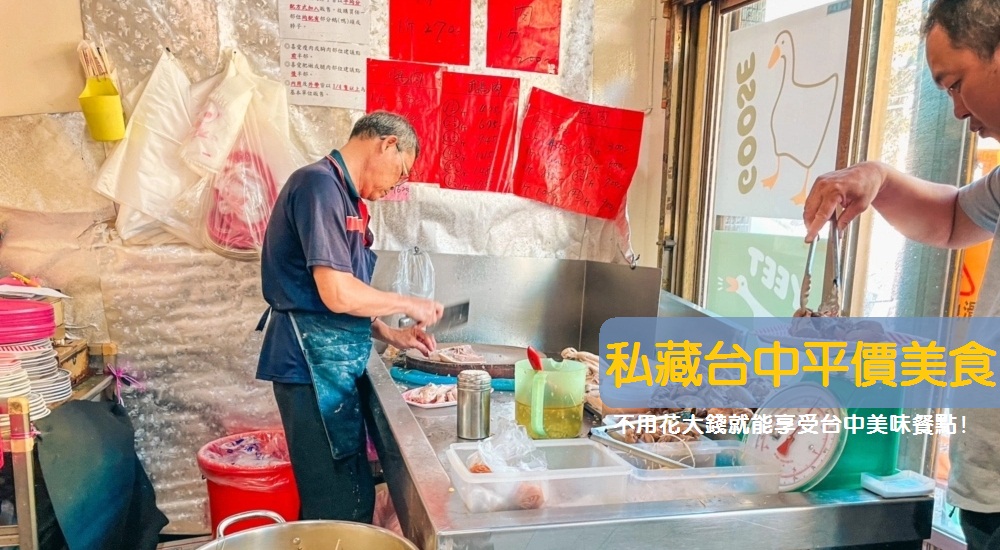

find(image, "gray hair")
[923,0,1000,61]
[350,111,420,157]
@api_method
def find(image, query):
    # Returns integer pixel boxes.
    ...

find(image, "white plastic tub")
[445,439,631,513]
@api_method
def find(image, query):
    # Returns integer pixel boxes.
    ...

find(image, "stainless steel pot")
[195,511,419,550]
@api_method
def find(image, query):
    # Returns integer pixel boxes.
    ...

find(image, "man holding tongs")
[802,1,1000,547]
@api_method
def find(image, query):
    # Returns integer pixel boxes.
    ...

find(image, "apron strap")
[255,307,272,332]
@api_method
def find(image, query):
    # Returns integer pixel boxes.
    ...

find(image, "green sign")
[705,230,828,317]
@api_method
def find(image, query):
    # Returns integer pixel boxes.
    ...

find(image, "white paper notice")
[278,0,371,44]
[280,40,368,110]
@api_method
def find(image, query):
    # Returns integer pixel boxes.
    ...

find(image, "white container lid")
[861,470,935,498]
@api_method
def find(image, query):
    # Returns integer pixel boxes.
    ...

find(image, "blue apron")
[289,312,373,460]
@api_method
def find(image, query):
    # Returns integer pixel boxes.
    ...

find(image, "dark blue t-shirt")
[256,151,376,383]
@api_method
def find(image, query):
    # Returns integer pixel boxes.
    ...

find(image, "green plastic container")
[810,407,901,491]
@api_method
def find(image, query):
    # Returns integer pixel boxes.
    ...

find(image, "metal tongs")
[797,214,843,317]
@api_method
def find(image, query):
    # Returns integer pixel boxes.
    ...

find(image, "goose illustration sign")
[714,3,851,219]
[705,231,828,317]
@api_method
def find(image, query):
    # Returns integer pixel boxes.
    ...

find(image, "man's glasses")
[380,135,411,187]
[396,146,411,185]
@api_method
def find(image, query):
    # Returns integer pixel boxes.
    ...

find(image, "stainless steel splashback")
[370,251,661,355]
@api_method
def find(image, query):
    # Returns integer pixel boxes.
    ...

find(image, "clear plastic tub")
[621,440,780,503]
[611,439,728,469]
[445,439,631,513]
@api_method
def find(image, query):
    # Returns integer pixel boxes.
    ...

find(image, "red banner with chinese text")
[366,59,445,184]
[513,88,644,219]
[390,0,472,66]
[439,73,519,192]
[487,0,561,74]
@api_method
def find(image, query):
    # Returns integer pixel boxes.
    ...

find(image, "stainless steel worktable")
[366,353,933,550]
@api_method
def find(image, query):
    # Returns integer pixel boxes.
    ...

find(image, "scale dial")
[744,383,847,492]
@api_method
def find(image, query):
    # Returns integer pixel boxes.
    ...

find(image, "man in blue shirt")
[257,111,443,523]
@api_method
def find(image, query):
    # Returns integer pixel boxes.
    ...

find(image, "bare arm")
[312,266,443,325]
[804,161,991,249]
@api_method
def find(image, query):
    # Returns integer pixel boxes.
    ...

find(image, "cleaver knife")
[398,301,470,333]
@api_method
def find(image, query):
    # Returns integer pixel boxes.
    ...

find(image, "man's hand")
[384,325,437,356]
[404,297,444,329]
[803,161,887,242]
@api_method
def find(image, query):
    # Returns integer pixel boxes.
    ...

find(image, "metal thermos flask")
[456,370,491,440]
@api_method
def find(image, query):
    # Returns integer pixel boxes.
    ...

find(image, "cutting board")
[403,343,541,380]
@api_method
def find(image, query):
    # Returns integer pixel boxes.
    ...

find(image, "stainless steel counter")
[366,353,933,550]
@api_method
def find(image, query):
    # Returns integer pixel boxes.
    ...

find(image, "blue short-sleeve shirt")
[256,151,375,383]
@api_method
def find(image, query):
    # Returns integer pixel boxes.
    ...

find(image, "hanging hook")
[619,247,639,270]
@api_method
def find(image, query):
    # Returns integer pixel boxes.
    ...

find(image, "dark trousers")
[273,381,375,523]
[961,509,1000,550]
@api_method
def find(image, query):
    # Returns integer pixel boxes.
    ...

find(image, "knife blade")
[399,301,470,333]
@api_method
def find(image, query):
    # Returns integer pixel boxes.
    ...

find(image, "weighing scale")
[743,381,900,492]
[744,383,848,491]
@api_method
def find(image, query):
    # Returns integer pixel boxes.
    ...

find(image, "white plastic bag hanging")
[91,50,203,246]
[180,50,256,177]
[392,247,435,300]
[190,51,306,260]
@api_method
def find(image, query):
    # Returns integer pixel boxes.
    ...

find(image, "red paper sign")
[513,88,644,219]
[390,0,472,66]
[366,59,445,184]
[487,0,561,74]
[439,73,519,192]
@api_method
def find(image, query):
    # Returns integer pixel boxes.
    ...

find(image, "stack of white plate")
[30,369,73,405]
[0,393,51,438]
[0,355,51,433]
[0,341,69,405]
[2,342,59,381]
[0,355,33,398]
[0,339,54,354]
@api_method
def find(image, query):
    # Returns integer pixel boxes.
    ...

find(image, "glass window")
[703,0,851,317]
[856,0,968,318]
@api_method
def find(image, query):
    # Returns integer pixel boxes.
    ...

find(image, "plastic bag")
[393,247,435,300]
[92,51,202,246]
[467,425,547,474]
[372,485,403,536]
[199,110,278,260]
[169,49,305,260]
[196,430,294,491]
[180,50,256,177]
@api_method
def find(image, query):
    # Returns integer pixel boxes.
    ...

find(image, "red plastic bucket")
[196,430,300,535]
